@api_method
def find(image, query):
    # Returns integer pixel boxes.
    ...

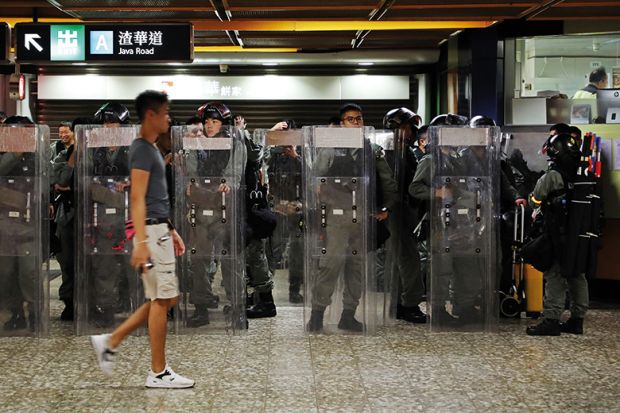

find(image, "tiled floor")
[0,273,619,412]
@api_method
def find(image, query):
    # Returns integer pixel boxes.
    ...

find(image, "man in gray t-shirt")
[90,91,194,389]
[128,137,169,219]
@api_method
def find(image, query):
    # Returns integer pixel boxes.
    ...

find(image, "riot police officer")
[0,116,38,331]
[382,107,426,323]
[306,103,398,332]
[184,102,239,327]
[526,134,588,336]
[408,114,469,324]
[265,120,304,303]
[88,103,132,327]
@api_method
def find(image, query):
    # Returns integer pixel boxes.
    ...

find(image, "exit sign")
[16,23,193,63]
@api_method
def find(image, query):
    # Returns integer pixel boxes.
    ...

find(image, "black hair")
[284,119,297,129]
[0,111,6,122]
[549,123,570,135]
[569,126,582,139]
[59,121,72,129]
[589,67,607,84]
[185,115,202,125]
[417,125,429,137]
[135,90,169,122]
[3,115,33,125]
[339,103,363,120]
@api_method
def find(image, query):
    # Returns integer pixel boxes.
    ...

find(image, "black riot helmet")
[383,107,422,129]
[94,102,131,125]
[198,102,232,125]
[546,133,579,161]
[429,113,469,126]
[469,115,496,127]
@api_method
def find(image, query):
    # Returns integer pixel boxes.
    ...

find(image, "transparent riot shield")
[0,124,49,337]
[173,125,246,334]
[76,125,141,335]
[253,128,304,307]
[429,126,500,332]
[369,130,397,324]
[303,126,378,334]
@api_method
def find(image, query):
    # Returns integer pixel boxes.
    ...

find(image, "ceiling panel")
[230,10,372,20]
[240,31,356,49]
[0,0,615,54]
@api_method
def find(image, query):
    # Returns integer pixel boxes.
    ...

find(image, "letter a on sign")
[90,31,113,55]
[96,35,108,51]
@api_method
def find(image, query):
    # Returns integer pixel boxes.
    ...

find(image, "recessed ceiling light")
[358,62,374,66]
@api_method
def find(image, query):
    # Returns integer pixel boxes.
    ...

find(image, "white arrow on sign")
[25,33,43,52]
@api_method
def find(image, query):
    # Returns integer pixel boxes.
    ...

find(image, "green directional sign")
[50,25,85,61]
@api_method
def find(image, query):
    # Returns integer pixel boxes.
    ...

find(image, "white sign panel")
[38,75,409,101]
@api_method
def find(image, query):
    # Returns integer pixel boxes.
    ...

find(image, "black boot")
[338,309,364,332]
[560,317,584,335]
[205,295,220,309]
[246,291,277,319]
[289,287,303,304]
[396,304,427,324]
[60,300,74,321]
[187,304,210,327]
[307,309,324,332]
[526,318,561,336]
[3,309,26,331]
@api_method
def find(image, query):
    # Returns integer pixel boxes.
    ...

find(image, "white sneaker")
[90,333,117,377]
[145,365,195,389]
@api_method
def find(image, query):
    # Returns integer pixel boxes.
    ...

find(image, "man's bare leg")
[109,302,151,349]
[148,298,176,373]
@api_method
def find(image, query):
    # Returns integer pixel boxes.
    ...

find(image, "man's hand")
[434,186,452,199]
[170,229,186,256]
[116,181,130,192]
[374,210,390,221]
[515,198,527,207]
[131,242,151,272]
[164,153,173,165]
[283,145,299,159]
[218,183,231,193]
[53,183,70,192]
[270,121,288,131]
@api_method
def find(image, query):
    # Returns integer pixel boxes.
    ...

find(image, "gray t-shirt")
[128,137,169,219]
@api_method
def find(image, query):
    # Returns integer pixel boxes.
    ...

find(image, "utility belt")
[145,217,175,231]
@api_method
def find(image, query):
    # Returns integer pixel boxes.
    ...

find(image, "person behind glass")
[467,116,527,305]
[52,121,74,159]
[87,103,132,327]
[183,103,238,327]
[408,113,468,323]
[526,134,588,336]
[266,119,304,304]
[91,90,194,388]
[233,113,247,130]
[383,107,427,323]
[573,67,608,99]
[307,103,398,332]
[0,116,38,331]
[50,118,91,321]
[232,111,277,319]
